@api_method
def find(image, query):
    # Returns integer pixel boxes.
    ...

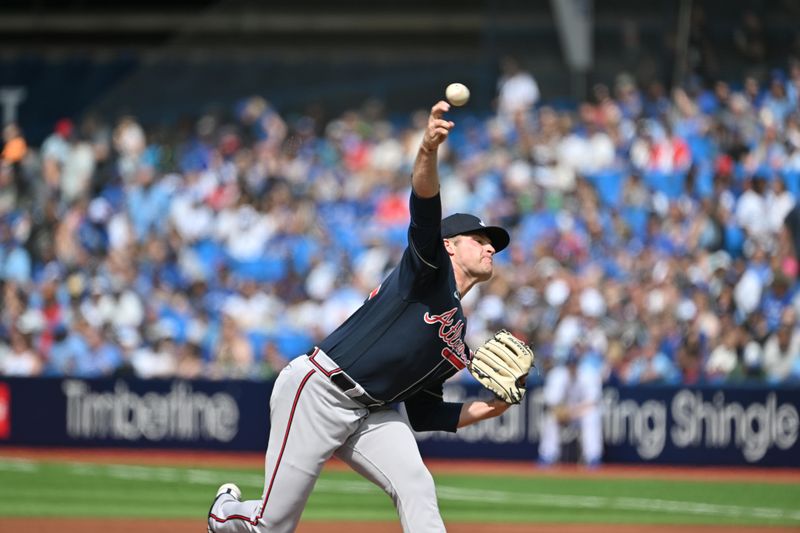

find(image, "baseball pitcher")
[208,100,534,533]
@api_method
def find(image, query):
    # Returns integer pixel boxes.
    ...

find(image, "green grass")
[0,458,798,526]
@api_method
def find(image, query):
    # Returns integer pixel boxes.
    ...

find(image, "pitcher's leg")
[334,408,445,533]
[209,485,259,533]
[209,358,366,533]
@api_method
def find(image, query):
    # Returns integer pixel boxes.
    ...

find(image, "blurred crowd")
[2,54,800,386]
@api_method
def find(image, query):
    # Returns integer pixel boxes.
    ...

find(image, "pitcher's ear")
[443,237,456,256]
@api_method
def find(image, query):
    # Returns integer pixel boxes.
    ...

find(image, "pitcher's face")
[446,232,496,282]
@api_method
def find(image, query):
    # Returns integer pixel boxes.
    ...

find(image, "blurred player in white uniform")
[538,352,603,467]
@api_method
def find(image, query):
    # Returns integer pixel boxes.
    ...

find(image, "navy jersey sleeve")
[403,382,463,433]
[406,190,442,273]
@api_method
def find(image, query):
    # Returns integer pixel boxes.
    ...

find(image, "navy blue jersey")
[320,191,468,432]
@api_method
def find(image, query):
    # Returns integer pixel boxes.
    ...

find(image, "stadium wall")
[0,377,797,466]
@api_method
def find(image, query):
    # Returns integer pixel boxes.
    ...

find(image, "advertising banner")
[0,377,797,466]
[415,383,800,466]
[0,382,10,440]
[0,377,271,451]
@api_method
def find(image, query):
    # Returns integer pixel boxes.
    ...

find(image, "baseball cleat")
[216,482,242,500]
[208,483,242,533]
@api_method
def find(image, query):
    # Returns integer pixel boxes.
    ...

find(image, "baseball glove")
[468,330,535,404]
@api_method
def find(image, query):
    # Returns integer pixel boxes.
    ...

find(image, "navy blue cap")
[441,213,510,252]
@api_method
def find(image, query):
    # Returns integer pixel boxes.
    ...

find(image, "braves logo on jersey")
[423,307,469,370]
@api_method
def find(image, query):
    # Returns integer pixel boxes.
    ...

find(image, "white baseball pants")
[208,352,446,533]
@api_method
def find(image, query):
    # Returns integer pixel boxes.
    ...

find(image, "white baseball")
[445,83,470,106]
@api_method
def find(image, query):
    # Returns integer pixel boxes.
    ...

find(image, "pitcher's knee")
[392,464,436,501]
